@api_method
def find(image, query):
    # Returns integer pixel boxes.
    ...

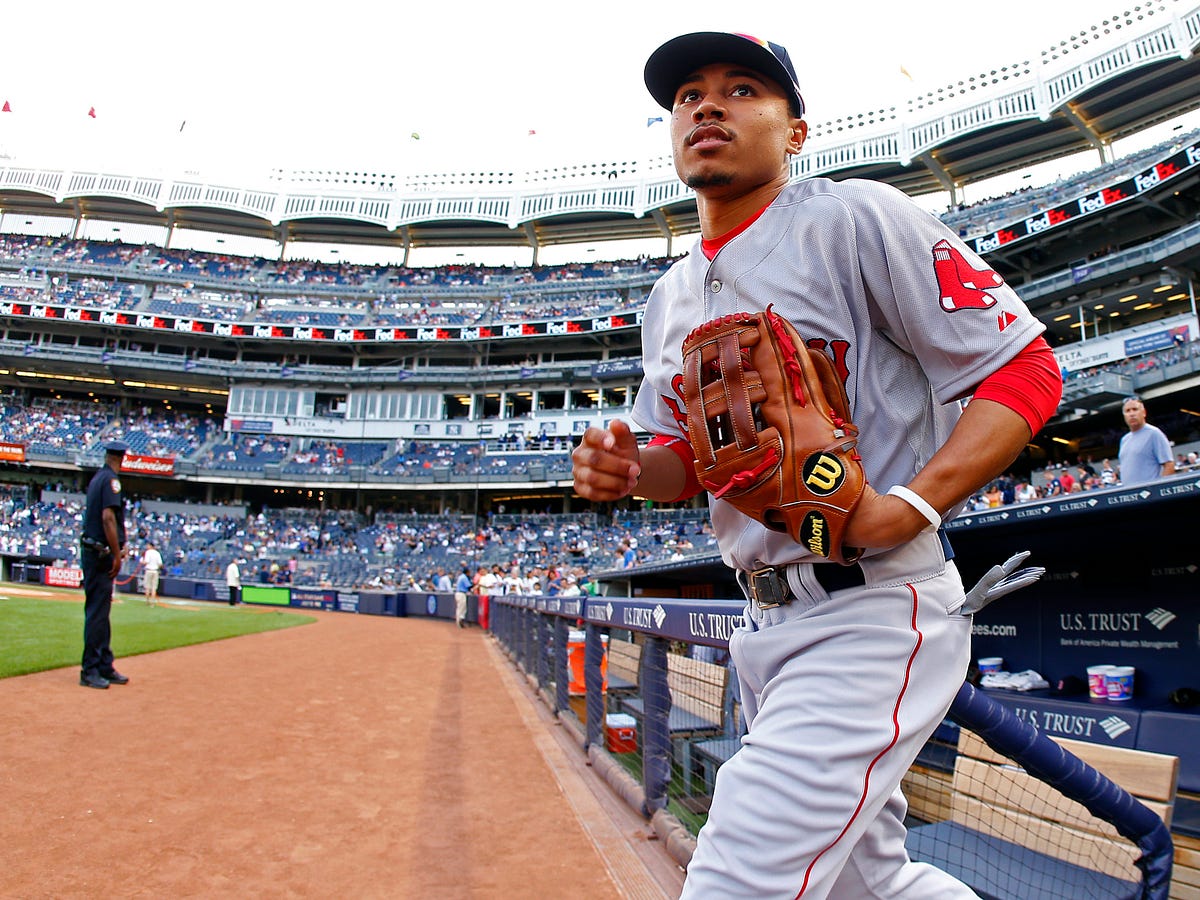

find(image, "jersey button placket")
[706,278,723,319]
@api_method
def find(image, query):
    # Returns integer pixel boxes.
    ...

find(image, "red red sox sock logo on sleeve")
[932,239,1005,313]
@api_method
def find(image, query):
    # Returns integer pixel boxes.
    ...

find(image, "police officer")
[80,441,131,689]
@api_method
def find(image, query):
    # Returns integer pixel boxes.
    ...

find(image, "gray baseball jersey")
[631,176,1045,573]
[630,176,1039,897]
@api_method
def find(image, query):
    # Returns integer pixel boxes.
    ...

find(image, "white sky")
[0,0,1194,266]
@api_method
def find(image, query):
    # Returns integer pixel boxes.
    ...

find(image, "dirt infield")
[0,592,684,898]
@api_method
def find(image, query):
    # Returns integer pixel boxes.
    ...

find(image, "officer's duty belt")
[80,536,111,557]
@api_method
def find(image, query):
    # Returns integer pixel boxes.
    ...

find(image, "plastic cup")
[977,657,1003,674]
[1105,666,1135,701]
[1087,665,1112,699]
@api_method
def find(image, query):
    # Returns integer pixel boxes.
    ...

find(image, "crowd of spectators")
[940,127,1200,239]
[965,446,1200,510]
[0,397,113,457]
[0,232,672,329]
[0,128,1190,334]
[3,322,1199,483]
[1063,338,1200,386]
[4,434,1197,596]
[0,491,722,591]
[105,406,217,458]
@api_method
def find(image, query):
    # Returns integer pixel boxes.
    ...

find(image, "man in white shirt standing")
[225,558,242,606]
[141,541,163,606]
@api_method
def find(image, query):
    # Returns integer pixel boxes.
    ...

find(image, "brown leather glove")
[680,305,866,564]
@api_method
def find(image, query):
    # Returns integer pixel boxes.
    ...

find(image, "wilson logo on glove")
[680,305,865,565]
[802,453,845,496]
[800,511,831,558]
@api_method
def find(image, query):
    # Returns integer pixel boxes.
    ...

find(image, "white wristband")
[887,484,941,532]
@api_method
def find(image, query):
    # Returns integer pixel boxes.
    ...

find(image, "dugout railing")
[489,593,744,867]
[488,593,1182,897]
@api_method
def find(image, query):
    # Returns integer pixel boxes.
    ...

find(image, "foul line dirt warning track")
[0,594,683,899]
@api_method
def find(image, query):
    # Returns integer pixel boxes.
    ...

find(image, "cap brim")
[644,31,803,115]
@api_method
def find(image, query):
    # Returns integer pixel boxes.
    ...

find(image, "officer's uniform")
[80,441,130,689]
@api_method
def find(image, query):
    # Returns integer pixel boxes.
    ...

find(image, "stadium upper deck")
[0,4,1197,258]
[0,7,1198,508]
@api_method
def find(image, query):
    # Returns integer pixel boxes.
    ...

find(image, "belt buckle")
[748,565,792,610]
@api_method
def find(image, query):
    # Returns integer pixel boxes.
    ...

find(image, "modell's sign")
[44,565,84,588]
[0,441,26,462]
[120,453,176,477]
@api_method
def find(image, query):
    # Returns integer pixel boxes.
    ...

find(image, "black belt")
[80,536,111,557]
[746,562,866,609]
[745,530,952,610]
[813,563,868,594]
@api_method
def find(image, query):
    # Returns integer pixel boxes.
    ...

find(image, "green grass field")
[0,588,315,679]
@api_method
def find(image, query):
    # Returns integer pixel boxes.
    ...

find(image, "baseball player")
[572,32,1062,898]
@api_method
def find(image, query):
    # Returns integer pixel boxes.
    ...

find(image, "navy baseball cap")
[645,32,806,118]
[104,441,129,455]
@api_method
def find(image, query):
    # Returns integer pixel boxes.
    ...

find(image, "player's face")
[669,62,804,199]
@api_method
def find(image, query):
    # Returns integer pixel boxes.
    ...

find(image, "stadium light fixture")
[1118,294,1138,302]
[16,371,115,385]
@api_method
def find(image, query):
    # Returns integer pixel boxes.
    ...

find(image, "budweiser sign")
[120,453,176,477]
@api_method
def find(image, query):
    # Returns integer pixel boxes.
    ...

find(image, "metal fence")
[489,592,745,869]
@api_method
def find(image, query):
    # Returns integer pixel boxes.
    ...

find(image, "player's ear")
[786,119,807,155]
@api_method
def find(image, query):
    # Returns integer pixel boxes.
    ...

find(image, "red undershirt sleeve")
[970,337,1063,435]
[646,434,703,502]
